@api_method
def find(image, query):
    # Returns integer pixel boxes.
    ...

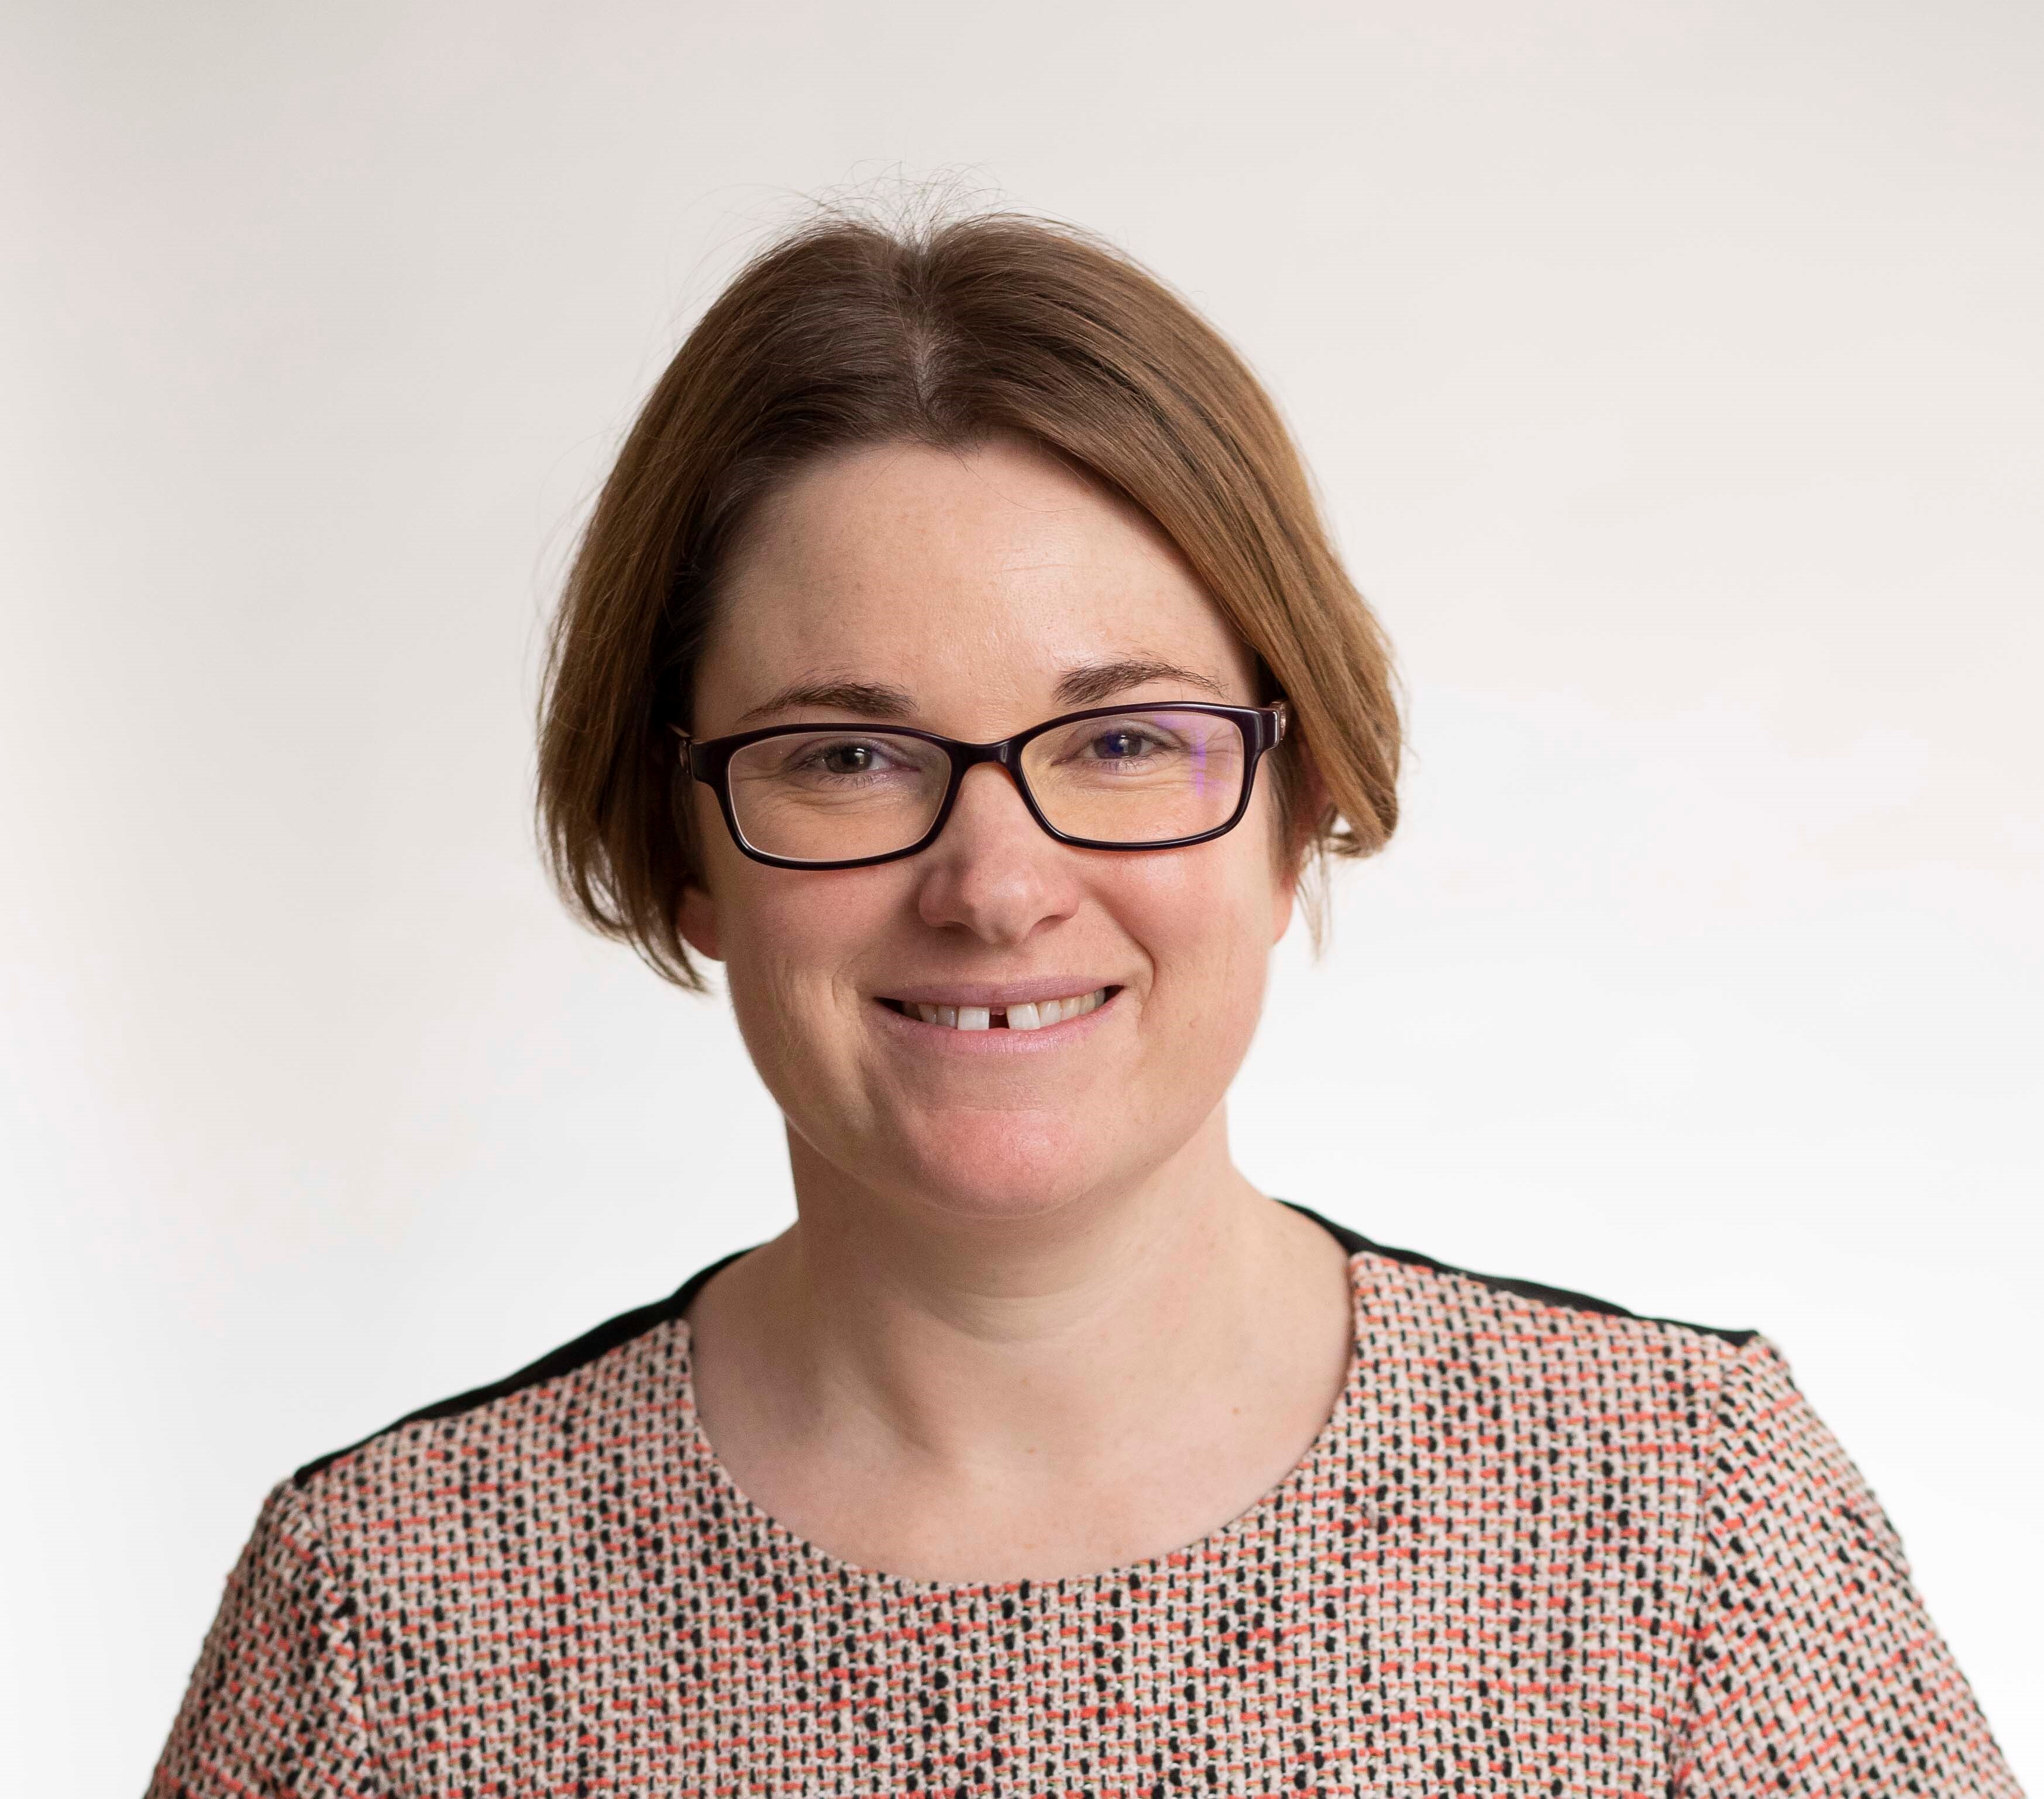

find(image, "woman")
[152,213,2021,1797]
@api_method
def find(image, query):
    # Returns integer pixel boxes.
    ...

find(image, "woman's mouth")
[877,987,1117,1031]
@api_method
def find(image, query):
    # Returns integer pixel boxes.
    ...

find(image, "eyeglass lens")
[723,709,1250,863]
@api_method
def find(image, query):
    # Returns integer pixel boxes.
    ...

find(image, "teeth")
[899,989,1108,1030]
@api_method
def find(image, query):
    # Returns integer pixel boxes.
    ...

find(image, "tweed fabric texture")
[152,1245,2021,1797]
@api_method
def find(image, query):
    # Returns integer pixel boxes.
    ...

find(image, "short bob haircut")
[537,209,1401,991]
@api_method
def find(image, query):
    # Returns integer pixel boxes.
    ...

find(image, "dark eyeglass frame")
[672,700,1289,870]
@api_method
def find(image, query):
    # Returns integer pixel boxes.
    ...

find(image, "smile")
[878,987,1117,1031]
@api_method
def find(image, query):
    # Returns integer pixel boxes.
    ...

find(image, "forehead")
[700,437,1255,716]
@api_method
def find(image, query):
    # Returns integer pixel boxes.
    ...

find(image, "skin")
[679,435,1354,1584]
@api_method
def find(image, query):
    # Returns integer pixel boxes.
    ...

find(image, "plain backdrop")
[3,1,2039,1789]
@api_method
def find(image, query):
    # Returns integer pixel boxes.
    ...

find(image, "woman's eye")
[1092,730,1154,759]
[790,738,911,780]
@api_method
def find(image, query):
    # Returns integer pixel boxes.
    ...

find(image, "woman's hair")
[537,207,1401,990]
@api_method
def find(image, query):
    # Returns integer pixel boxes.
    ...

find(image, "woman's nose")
[911,762,1080,944]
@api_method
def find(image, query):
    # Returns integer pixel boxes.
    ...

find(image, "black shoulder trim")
[1279,1200,1755,1346]
[293,1246,752,1488]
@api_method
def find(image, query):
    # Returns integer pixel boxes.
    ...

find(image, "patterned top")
[151,1208,2021,1798]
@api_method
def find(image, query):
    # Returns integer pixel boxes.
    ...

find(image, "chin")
[885,1109,1136,1224]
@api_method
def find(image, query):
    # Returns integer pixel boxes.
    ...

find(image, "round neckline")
[669,1250,1372,1600]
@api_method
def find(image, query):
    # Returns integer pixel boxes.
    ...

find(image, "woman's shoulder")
[286,1249,745,1514]
[1303,1205,1812,1527]
[1291,1200,1773,1402]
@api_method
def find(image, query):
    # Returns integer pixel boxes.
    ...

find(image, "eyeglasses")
[673,701,1288,870]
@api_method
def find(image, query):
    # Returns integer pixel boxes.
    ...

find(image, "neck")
[744,1108,1311,1464]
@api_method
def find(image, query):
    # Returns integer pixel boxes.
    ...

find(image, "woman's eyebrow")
[732,660,1227,729]
[1054,658,1229,707]
[734,679,917,726]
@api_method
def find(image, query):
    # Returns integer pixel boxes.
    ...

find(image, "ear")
[679,883,725,963]
[1269,874,1297,947]
[1270,756,1327,945]
[1271,825,1311,945]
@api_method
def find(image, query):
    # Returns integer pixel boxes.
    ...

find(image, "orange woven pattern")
[152,1248,2021,1797]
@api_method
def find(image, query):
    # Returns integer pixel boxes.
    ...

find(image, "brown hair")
[536,209,1400,991]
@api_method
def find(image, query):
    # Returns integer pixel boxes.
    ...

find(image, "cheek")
[1114,839,1280,1035]
[693,778,886,994]
[713,864,897,1062]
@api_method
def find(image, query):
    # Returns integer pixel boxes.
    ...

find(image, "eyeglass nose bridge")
[920,733,1057,850]
[956,735,1024,771]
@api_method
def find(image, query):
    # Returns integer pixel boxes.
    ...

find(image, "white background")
[4,2,2038,1789]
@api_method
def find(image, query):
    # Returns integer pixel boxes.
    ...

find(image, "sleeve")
[147,1479,391,1798]
[1669,1334,2024,1798]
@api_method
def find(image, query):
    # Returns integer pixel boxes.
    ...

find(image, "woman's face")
[682,436,1298,1224]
